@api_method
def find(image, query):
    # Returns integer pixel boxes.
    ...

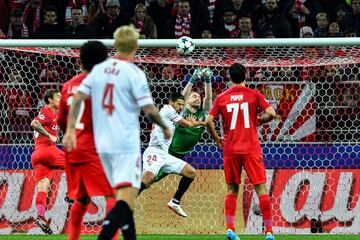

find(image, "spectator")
[4,67,35,141]
[195,0,223,30]
[42,0,68,29]
[88,0,105,26]
[314,12,329,37]
[64,6,97,39]
[0,29,6,38]
[23,0,42,37]
[219,0,252,21]
[118,0,143,16]
[300,25,314,37]
[336,4,351,31]
[344,27,358,37]
[39,62,59,83]
[202,29,212,38]
[161,65,177,81]
[256,0,292,37]
[237,16,255,38]
[148,0,173,38]
[6,9,29,39]
[214,8,239,38]
[289,0,316,37]
[264,29,276,38]
[348,0,360,31]
[317,0,342,20]
[95,0,129,38]
[328,21,343,36]
[35,6,64,39]
[163,0,203,38]
[0,0,9,31]
[65,0,88,25]
[130,3,157,39]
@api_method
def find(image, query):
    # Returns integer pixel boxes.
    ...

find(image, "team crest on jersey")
[39,114,45,120]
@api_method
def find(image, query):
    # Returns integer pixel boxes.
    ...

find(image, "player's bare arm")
[205,114,223,148]
[142,104,172,139]
[63,91,89,151]
[178,116,204,128]
[31,119,57,143]
[202,68,213,112]
[257,106,278,125]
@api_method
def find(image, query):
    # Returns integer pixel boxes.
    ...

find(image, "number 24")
[226,102,249,130]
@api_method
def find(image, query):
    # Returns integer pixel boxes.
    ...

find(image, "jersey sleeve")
[256,91,271,111]
[35,107,52,125]
[57,84,68,133]
[78,68,95,96]
[167,106,183,123]
[209,96,220,118]
[130,70,154,107]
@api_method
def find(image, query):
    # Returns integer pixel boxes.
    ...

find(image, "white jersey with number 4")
[78,58,153,154]
[148,104,183,151]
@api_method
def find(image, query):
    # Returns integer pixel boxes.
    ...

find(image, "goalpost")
[0,38,359,235]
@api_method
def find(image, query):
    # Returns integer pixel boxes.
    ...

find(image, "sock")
[224,193,237,232]
[68,201,88,240]
[259,194,273,233]
[35,191,47,218]
[173,176,194,203]
[98,200,134,240]
[106,198,120,240]
[121,210,136,240]
[137,182,146,196]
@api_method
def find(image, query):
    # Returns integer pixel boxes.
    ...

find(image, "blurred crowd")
[0,0,359,40]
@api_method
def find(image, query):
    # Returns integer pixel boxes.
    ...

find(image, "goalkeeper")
[139,68,216,217]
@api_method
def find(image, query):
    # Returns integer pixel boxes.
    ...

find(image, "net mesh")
[0,44,359,234]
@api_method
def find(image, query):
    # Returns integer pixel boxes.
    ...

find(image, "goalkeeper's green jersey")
[169,108,206,157]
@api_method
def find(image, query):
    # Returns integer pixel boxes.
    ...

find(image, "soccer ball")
[176,36,195,55]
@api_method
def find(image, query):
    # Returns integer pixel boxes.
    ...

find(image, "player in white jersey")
[63,25,170,240]
[139,92,204,217]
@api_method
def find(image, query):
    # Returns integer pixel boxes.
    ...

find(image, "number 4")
[102,83,115,115]
[226,102,249,130]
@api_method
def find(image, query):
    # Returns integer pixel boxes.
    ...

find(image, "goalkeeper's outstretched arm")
[202,68,213,112]
[182,69,203,100]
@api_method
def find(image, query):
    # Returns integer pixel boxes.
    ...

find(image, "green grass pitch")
[1,235,359,240]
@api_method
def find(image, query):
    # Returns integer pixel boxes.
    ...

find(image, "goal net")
[0,40,359,235]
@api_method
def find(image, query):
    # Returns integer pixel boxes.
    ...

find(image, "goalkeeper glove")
[189,68,203,84]
[202,68,213,83]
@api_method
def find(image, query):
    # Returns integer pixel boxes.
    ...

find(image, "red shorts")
[65,159,114,200]
[223,153,266,185]
[31,145,65,182]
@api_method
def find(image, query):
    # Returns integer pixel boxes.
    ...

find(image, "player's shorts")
[223,153,266,185]
[98,152,141,189]
[31,145,65,182]
[65,159,114,200]
[142,147,187,178]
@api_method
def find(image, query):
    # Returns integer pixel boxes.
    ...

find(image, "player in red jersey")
[57,41,117,240]
[31,89,64,234]
[206,63,277,240]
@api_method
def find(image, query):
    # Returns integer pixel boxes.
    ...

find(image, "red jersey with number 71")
[57,73,98,163]
[209,85,270,155]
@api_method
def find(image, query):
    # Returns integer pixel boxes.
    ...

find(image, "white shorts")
[142,147,187,177]
[99,152,141,189]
